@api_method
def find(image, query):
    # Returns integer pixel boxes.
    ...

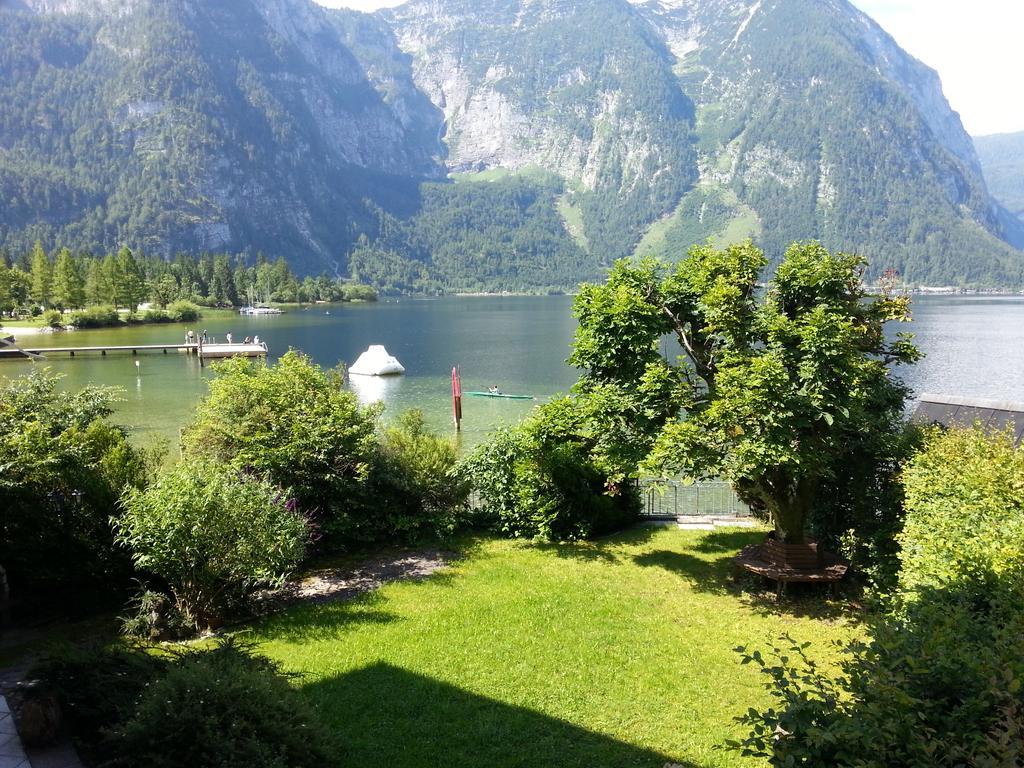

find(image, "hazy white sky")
[314,0,1024,136]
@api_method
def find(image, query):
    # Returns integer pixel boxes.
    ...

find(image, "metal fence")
[466,479,751,520]
[637,479,751,519]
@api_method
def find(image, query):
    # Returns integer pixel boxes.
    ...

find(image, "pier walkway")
[0,338,267,361]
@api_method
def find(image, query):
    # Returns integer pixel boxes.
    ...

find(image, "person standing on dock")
[186,329,195,345]
[226,332,233,344]
[201,329,208,343]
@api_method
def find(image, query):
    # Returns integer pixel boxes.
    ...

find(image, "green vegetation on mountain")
[976,132,1024,220]
[351,175,594,293]
[975,131,1024,249]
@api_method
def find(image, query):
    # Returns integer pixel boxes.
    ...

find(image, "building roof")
[912,393,1024,445]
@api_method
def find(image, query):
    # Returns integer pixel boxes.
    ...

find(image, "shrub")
[41,309,63,328]
[32,644,168,761]
[341,283,377,302]
[898,426,1024,597]
[69,305,120,328]
[0,371,152,610]
[105,640,340,768]
[115,461,309,629]
[364,410,469,540]
[140,308,171,323]
[461,398,640,541]
[167,299,201,322]
[181,351,379,545]
[731,426,1024,767]
[35,641,339,768]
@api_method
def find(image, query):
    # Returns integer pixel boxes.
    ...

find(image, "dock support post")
[101,350,106,356]
[70,350,74,357]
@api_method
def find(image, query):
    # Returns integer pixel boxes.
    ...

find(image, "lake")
[3,294,1024,449]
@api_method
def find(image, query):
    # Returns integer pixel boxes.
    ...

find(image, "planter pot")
[761,538,822,570]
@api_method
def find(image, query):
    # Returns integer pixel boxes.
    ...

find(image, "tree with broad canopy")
[570,241,919,544]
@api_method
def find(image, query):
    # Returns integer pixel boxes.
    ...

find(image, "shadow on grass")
[633,549,739,595]
[529,522,671,564]
[303,662,698,768]
[634,530,864,621]
[255,592,401,643]
[691,529,763,554]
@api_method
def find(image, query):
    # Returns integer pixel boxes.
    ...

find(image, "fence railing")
[637,479,751,519]
[465,479,752,521]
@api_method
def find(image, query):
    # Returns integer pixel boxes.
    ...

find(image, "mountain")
[975,131,1024,249]
[0,0,445,275]
[1,0,1023,289]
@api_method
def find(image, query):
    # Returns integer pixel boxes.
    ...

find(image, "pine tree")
[115,247,146,312]
[51,248,86,310]
[85,258,112,306]
[28,241,52,308]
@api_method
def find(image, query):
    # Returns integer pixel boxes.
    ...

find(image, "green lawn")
[254,526,859,767]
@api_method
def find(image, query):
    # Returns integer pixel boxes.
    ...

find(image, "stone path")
[0,695,82,768]
[677,515,758,531]
[0,697,29,768]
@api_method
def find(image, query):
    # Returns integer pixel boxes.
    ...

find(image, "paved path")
[0,696,83,768]
[0,697,28,768]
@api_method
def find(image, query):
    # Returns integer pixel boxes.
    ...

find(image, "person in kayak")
[488,385,501,394]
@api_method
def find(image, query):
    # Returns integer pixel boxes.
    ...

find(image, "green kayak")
[465,391,535,400]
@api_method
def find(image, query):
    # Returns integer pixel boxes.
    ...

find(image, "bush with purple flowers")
[114,460,310,630]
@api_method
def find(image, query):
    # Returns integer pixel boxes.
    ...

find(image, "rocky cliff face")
[385,0,698,262]
[387,0,1022,283]
[2,0,443,273]
[1,0,1022,286]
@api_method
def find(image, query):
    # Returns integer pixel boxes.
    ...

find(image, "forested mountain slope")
[975,132,1024,249]
[1,0,1022,289]
[0,0,443,275]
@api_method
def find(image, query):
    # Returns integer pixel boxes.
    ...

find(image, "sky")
[314,0,1024,137]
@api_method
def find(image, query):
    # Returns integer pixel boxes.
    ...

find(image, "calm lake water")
[4,294,1024,449]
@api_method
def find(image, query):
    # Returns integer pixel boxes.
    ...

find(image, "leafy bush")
[807,421,923,590]
[340,283,377,302]
[105,641,340,768]
[181,351,379,546]
[140,308,171,323]
[68,304,120,328]
[32,644,168,761]
[731,427,1024,767]
[35,641,339,768]
[461,398,640,541]
[119,588,190,641]
[115,461,309,629]
[167,299,201,322]
[0,371,152,609]
[364,410,469,540]
[898,426,1024,597]
[41,309,63,328]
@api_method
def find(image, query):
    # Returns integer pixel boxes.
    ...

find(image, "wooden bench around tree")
[734,543,849,598]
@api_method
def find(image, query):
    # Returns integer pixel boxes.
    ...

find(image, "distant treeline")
[0,243,376,314]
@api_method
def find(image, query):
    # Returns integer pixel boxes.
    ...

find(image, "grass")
[556,191,590,250]
[253,526,860,767]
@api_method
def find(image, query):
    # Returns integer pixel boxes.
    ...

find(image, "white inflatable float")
[348,344,405,376]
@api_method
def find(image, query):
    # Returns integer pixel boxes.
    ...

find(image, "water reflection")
[347,373,402,406]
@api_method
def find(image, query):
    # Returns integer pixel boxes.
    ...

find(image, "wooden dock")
[0,337,267,362]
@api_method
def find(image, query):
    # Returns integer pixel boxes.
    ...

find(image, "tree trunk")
[758,473,818,544]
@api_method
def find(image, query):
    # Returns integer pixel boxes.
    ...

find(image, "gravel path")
[255,548,457,613]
